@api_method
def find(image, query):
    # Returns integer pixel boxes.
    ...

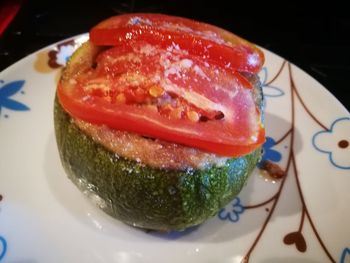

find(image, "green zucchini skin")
[54,98,261,231]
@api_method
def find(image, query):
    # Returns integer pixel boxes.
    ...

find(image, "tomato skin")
[89,13,264,74]
[57,84,264,157]
[57,40,265,156]
[58,14,266,157]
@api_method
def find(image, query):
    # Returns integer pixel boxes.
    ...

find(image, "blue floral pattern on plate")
[259,136,282,166]
[0,194,5,262]
[0,80,29,118]
[312,117,350,169]
[0,236,6,262]
[259,67,285,97]
[340,247,350,263]
[218,197,245,223]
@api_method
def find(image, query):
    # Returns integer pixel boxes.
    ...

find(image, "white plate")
[0,34,349,263]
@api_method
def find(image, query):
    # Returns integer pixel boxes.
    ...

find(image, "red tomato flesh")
[89,13,264,74]
[58,40,264,156]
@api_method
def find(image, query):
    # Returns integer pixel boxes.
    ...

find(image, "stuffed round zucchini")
[54,13,265,231]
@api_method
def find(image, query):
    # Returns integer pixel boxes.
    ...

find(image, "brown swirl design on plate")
[241,61,336,263]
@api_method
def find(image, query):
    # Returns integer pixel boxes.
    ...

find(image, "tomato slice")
[89,13,264,74]
[58,41,264,157]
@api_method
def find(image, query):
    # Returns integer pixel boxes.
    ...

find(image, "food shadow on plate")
[44,112,304,243]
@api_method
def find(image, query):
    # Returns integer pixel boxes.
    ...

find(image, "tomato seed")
[170,107,183,119]
[149,85,164,97]
[187,111,200,122]
[116,93,126,103]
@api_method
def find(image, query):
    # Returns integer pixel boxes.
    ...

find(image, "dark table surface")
[0,0,349,111]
